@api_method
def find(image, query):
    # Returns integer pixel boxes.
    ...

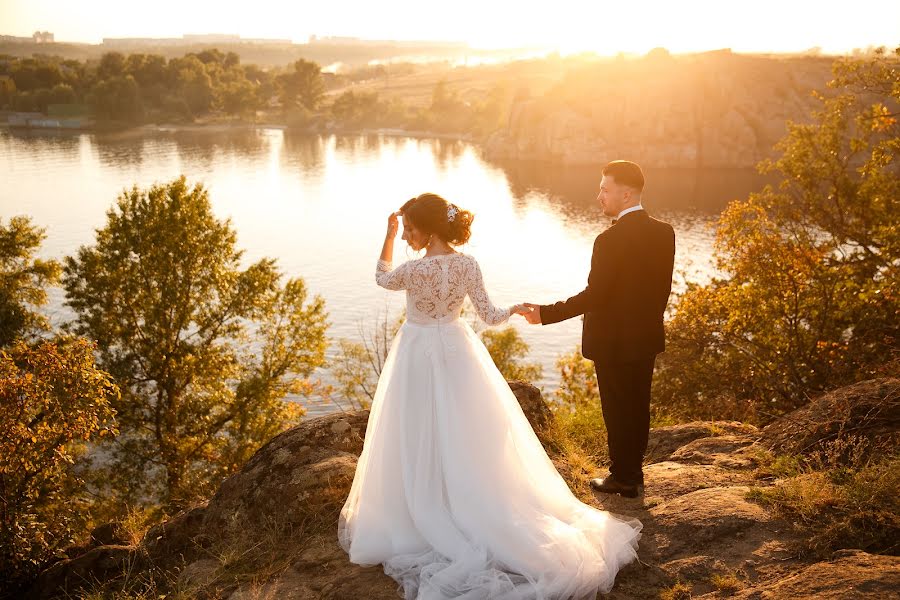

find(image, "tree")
[331,90,381,127]
[479,326,542,382]
[96,52,126,80]
[169,55,214,116]
[89,74,142,121]
[62,177,328,510]
[656,47,900,421]
[221,77,257,116]
[0,216,61,348]
[278,59,324,110]
[48,83,76,105]
[0,338,118,594]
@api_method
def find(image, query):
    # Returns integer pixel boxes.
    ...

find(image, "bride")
[338,193,641,599]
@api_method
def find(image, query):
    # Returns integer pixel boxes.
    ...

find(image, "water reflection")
[1,128,757,416]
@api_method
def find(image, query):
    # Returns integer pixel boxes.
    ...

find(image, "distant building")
[240,38,292,45]
[32,31,54,43]
[307,35,466,49]
[102,34,292,48]
[0,34,34,43]
[102,37,183,47]
[183,33,241,43]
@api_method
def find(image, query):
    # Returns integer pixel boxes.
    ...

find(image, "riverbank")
[2,117,479,144]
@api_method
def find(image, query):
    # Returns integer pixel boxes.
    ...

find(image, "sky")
[1,0,898,55]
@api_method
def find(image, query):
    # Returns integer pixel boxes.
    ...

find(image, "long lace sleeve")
[467,257,511,326]
[376,259,409,290]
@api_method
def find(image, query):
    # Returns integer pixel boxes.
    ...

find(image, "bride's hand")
[386,212,400,238]
[510,303,532,316]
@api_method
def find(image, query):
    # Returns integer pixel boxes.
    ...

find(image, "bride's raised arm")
[376,212,410,290]
[466,257,522,326]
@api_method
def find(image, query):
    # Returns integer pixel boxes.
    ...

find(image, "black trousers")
[593,355,656,486]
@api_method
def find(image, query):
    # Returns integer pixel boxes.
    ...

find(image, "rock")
[760,377,900,459]
[729,550,900,599]
[141,504,209,572]
[662,555,730,596]
[648,486,772,561]
[663,555,729,580]
[177,558,222,592]
[645,421,760,464]
[509,380,550,432]
[669,433,758,468]
[643,461,754,501]
[89,521,132,547]
[24,545,136,600]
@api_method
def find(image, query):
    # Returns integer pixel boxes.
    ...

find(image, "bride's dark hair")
[400,193,473,246]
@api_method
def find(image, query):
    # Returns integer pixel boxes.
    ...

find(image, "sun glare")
[2,0,898,54]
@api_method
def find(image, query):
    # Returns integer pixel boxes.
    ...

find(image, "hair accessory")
[447,204,459,222]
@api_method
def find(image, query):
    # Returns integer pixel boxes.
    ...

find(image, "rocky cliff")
[484,52,836,169]
[26,379,900,599]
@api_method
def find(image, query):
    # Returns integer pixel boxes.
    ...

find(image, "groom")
[523,160,675,498]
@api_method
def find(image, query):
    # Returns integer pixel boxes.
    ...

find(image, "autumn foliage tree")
[62,177,328,510]
[656,47,899,421]
[0,216,61,348]
[0,338,118,595]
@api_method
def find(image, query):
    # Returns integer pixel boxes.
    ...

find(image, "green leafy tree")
[656,47,900,421]
[479,326,542,382]
[96,52,126,80]
[170,55,214,116]
[331,90,381,127]
[0,217,61,348]
[0,338,118,594]
[89,74,142,121]
[61,177,328,510]
[278,59,324,110]
[221,77,258,116]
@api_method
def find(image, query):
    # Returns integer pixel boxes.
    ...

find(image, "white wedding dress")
[338,252,641,600]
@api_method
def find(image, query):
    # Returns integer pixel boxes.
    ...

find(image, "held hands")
[511,303,542,324]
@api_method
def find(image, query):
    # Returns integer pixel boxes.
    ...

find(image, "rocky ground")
[26,380,900,599]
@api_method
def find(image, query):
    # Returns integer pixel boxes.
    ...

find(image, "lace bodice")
[376,253,511,325]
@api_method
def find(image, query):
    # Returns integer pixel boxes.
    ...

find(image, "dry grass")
[749,437,900,557]
[540,401,609,502]
[710,571,744,594]
[659,580,693,600]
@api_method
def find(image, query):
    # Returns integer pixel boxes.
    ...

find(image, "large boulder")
[760,378,900,459]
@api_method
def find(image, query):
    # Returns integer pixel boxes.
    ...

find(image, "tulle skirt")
[338,317,641,600]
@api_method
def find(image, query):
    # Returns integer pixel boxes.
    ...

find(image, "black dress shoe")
[589,475,644,498]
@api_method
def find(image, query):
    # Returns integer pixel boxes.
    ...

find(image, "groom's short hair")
[603,160,644,192]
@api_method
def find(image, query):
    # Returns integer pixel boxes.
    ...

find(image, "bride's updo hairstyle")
[400,193,474,246]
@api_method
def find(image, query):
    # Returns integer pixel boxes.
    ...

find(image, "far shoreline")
[1,119,478,144]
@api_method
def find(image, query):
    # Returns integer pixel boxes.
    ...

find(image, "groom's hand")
[523,303,542,325]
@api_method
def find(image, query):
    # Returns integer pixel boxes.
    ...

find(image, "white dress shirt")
[615,204,644,221]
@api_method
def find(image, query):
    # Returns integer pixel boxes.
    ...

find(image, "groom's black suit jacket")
[540,209,675,363]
